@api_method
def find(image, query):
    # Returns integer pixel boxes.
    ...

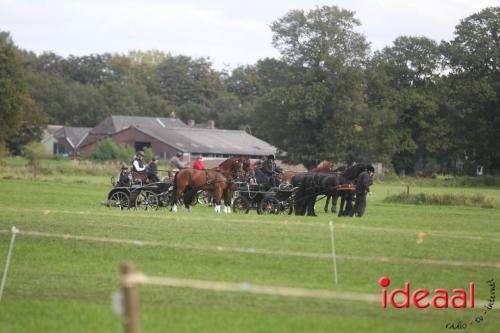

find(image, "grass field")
[0,177,499,332]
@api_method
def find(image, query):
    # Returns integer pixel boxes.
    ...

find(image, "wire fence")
[118,262,379,333]
[1,226,498,333]
[1,228,498,269]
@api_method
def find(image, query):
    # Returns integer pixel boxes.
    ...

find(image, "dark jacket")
[356,171,372,194]
[148,162,158,176]
[117,171,130,187]
[262,159,281,175]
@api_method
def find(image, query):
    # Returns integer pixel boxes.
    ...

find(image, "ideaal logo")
[378,276,496,329]
[379,276,475,309]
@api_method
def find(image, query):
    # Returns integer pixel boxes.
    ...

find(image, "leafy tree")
[442,6,500,173]
[367,36,453,174]
[23,141,49,178]
[253,6,370,167]
[0,32,47,153]
[0,32,26,145]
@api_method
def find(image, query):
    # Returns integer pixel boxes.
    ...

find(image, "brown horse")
[172,157,245,213]
[280,160,333,184]
[309,160,334,173]
[205,157,247,212]
[171,168,232,213]
[216,157,245,179]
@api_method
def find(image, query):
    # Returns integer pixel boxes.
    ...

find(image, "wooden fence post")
[121,262,140,333]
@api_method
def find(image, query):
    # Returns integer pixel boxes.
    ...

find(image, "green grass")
[0,178,499,332]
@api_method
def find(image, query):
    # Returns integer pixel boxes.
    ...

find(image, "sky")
[0,0,498,69]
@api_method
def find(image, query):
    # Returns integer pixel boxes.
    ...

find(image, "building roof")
[127,126,276,156]
[46,125,63,135]
[54,127,92,148]
[91,115,187,135]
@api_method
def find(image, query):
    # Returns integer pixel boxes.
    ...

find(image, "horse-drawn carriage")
[231,182,299,215]
[105,170,210,211]
[106,180,174,210]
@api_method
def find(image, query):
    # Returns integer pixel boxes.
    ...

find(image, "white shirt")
[133,159,146,172]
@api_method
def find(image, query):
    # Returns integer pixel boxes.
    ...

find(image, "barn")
[73,115,276,160]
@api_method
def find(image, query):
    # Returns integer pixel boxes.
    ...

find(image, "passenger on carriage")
[147,156,160,182]
[170,152,187,171]
[192,155,205,170]
[116,163,131,187]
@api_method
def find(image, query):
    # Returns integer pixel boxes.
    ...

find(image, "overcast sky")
[1,0,498,69]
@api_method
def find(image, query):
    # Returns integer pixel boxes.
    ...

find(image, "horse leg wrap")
[172,204,178,213]
[214,205,221,213]
[188,205,192,212]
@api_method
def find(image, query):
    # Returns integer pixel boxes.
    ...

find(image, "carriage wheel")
[157,192,173,208]
[197,190,211,205]
[135,190,159,210]
[282,201,294,215]
[109,191,129,210]
[232,196,250,214]
[259,197,280,215]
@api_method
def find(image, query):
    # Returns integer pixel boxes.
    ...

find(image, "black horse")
[293,173,339,216]
[293,164,371,217]
[323,166,346,213]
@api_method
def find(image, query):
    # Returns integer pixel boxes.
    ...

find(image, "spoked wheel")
[259,197,280,215]
[157,191,173,208]
[135,190,159,210]
[232,196,250,214]
[108,191,130,210]
[197,190,212,206]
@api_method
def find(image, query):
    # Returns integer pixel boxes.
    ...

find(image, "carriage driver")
[132,151,158,183]
[262,154,282,188]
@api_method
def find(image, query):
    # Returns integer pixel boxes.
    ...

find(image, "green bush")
[23,141,49,178]
[0,143,8,158]
[91,138,134,162]
[143,147,154,162]
[383,192,495,208]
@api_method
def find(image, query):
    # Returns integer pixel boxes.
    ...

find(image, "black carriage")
[231,182,299,214]
[105,180,174,210]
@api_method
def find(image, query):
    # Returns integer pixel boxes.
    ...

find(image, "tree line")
[1,6,499,174]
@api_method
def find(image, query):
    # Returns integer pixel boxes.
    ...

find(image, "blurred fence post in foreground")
[121,262,140,333]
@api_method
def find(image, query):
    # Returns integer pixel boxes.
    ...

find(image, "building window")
[134,142,151,152]
[53,143,67,155]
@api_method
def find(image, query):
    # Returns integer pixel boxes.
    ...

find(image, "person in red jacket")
[192,155,205,170]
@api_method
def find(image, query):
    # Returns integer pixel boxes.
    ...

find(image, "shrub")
[143,147,154,162]
[91,138,135,162]
[383,192,495,208]
[0,143,8,158]
[23,141,49,178]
